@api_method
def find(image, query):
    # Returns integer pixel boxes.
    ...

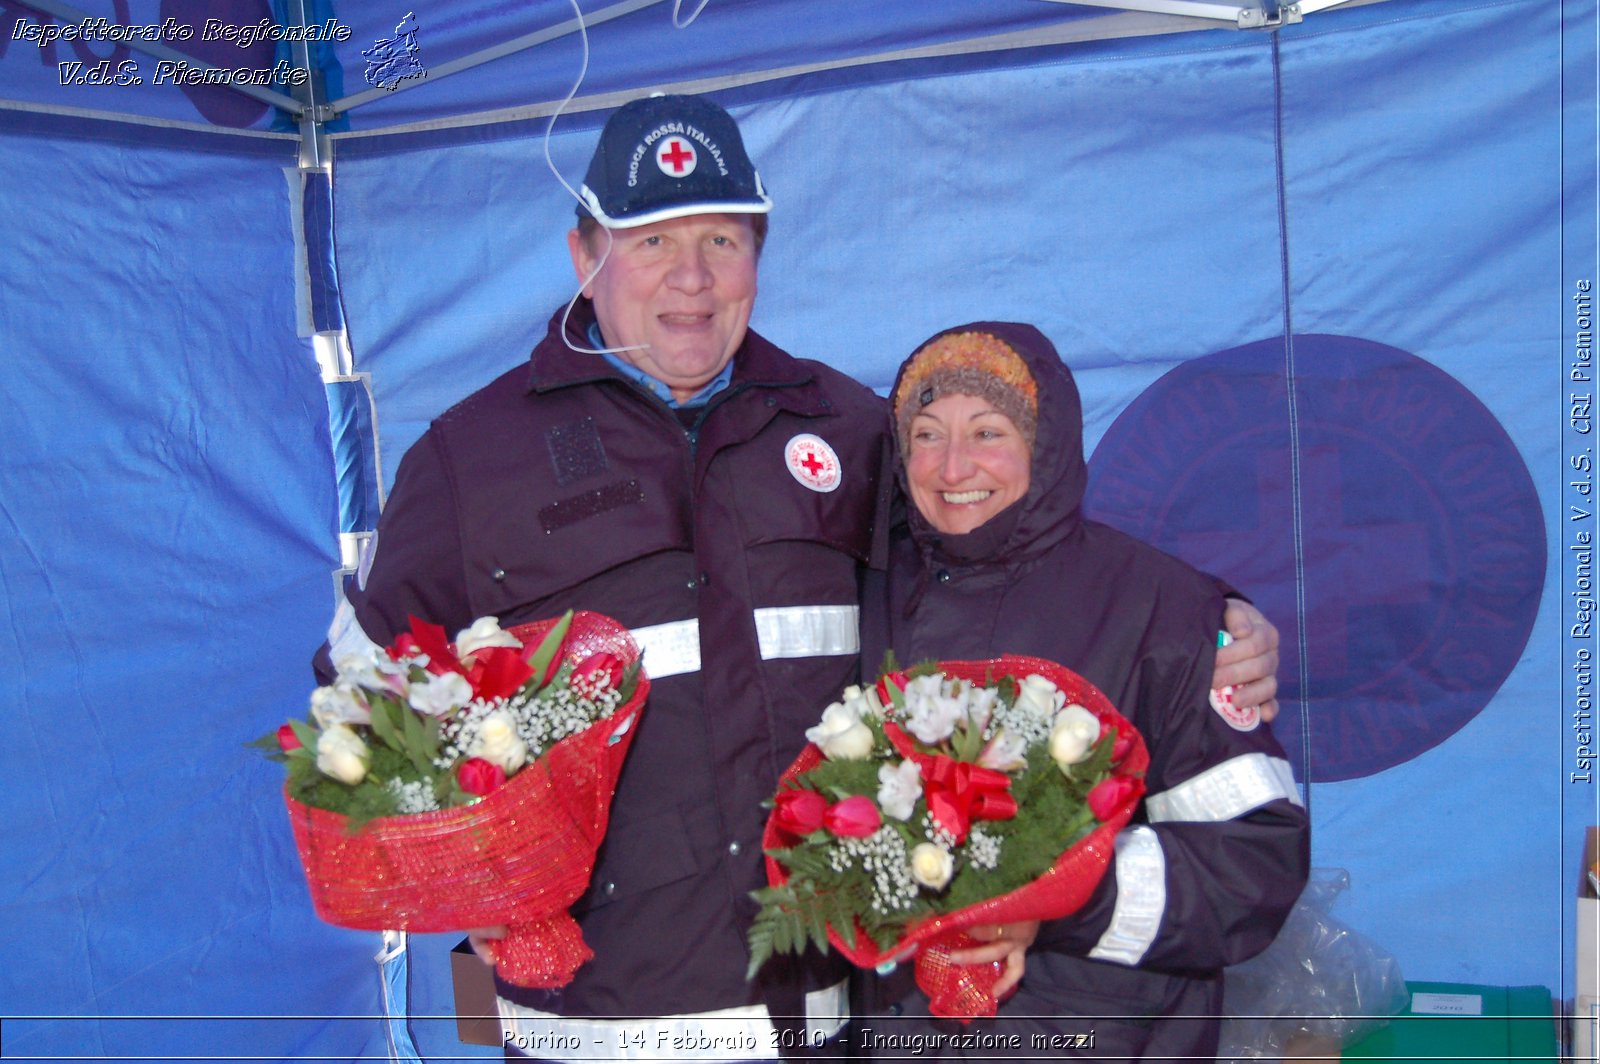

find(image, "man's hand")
[946,921,1040,999]
[1215,599,1280,723]
[468,925,507,965]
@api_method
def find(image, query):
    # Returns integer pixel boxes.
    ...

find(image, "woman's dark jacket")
[859,322,1310,1057]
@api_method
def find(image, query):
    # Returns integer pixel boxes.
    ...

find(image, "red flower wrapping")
[285,611,649,989]
[763,655,1149,1021]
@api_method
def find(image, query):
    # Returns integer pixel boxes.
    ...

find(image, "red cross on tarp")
[659,139,694,173]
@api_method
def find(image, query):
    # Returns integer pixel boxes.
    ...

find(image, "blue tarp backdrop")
[1,0,1596,1059]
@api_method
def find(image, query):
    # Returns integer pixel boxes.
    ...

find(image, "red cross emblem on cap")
[656,137,697,178]
[785,434,842,493]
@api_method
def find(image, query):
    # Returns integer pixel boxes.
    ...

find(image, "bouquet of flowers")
[747,656,1148,1020]
[254,609,648,988]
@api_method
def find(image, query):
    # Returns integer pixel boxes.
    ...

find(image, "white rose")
[806,702,875,761]
[310,682,371,728]
[315,724,369,785]
[1014,674,1066,722]
[909,842,955,891]
[334,647,410,691]
[978,727,1028,772]
[473,710,529,774]
[902,675,965,745]
[454,616,521,657]
[1049,704,1102,769]
[408,671,473,718]
[841,684,884,721]
[876,760,923,821]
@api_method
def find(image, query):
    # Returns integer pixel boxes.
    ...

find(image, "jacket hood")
[889,320,1087,569]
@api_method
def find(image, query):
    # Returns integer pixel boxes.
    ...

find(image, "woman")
[859,322,1310,1059]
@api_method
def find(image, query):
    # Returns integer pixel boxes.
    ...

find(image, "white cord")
[546,0,715,357]
[672,0,711,28]
[547,0,648,357]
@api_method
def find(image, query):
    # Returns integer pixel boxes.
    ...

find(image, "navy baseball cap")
[577,93,772,229]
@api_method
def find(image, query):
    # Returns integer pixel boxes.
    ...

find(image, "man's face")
[568,214,759,402]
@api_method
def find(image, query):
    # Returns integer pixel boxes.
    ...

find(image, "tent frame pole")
[327,0,667,119]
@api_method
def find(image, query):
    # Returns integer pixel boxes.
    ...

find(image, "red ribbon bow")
[883,722,1018,843]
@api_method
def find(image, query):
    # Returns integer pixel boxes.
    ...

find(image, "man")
[320,93,1281,1059]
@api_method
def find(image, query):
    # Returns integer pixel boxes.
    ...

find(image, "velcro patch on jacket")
[546,417,609,487]
[539,478,645,533]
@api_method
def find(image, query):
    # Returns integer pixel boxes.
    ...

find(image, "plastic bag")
[1218,868,1408,1060]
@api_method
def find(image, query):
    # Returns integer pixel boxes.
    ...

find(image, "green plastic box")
[1342,982,1558,1062]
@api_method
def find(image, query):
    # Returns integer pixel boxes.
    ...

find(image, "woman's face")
[905,393,1032,535]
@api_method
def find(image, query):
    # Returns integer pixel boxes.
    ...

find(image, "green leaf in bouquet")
[398,698,437,776]
[287,717,321,753]
[1053,733,1116,796]
[246,731,293,763]
[616,656,644,704]
[435,768,466,809]
[950,715,985,764]
[365,694,405,752]
[822,883,865,951]
[745,883,806,979]
[801,758,882,803]
[804,893,830,955]
[523,609,575,687]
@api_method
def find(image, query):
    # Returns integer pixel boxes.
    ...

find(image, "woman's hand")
[946,920,1040,999]
[468,925,508,965]
[1216,599,1281,723]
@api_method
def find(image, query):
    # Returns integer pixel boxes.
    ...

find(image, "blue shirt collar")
[590,323,734,409]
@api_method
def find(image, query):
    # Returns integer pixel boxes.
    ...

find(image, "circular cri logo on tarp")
[1085,335,1544,782]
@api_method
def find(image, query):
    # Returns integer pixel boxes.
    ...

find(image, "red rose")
[277,723,302,752]
[1087,775,1140,821]
[772,788,828,836]
[823,795,882,838]
[1102,722,1135,765]
[457,757,507,797]
[572,651,625,699]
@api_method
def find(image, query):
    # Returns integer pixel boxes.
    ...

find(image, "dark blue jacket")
[333,301,892,1028]
[860,321,1310,1059]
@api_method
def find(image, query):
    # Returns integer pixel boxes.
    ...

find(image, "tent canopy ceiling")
[2,0,1368,134]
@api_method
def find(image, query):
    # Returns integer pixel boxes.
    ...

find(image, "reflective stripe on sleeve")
[1143,753,1304,823]
[631,605,860,680]
[629,619,703,679]
[1086,825,1166,966]
[753,604,860,660]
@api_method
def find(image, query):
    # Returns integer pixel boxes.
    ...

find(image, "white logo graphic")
[785,434,842,493]
[656,136,697,178]
[1209,685,1261,732]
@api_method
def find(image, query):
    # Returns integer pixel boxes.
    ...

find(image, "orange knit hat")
[892,331,1039,452]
